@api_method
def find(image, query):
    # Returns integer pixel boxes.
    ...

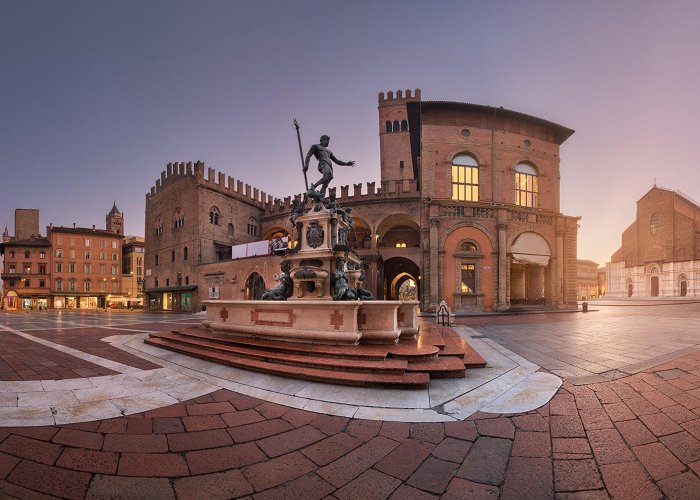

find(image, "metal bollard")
[582,302,588,313]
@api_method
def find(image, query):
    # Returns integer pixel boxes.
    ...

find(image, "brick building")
[576,259,600,300]
[144,89,579,312]
[607,186,700,298]
[1,206,127,310]
[121,236,145,308]
[1,210,51,311]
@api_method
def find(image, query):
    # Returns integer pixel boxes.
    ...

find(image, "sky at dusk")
[2,0,700,266]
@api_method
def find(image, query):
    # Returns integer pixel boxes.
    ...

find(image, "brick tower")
[378,89,421,183]
[106,202,124,235]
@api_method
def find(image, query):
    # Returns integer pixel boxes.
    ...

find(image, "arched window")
[392,120,400,132]
[155,254,159,266]
[455,240,483,301]
[177,274,182,286]
[183,246,188,261]
[171,250,175,262]
[84,280,91,292]
[515,163,539,207]
[209,207,221,225]
[395,241,407,248]
[451,154,479,201]
[227,223,234,239]
[400,119,408,132]
[173,209,184,229]
[650,213,659,235]
[385,121,392,133]
[460,241,478,253]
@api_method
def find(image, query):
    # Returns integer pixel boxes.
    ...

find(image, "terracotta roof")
[48,226,124,238]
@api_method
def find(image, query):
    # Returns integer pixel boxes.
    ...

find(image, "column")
[556,227,566,308]
[429,216,440,310]
[495,221,509,311]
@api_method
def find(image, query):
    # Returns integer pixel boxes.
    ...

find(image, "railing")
[440,203,561,226]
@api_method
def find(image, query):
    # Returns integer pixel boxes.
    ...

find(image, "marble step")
[406,356,467,378]
[145,337,430,389]
[149,331,408,374]
[171,327,440,362]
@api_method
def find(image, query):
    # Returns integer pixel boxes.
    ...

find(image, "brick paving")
[1,309,700,497]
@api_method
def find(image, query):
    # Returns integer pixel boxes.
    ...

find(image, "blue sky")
[2,0,699,265]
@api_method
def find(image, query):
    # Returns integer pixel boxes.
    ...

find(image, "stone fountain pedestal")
[201,200,418,345]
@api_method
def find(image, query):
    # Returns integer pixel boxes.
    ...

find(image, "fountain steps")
[145,323,485,389]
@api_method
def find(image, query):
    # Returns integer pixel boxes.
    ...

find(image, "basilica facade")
[607,186,700,298]
[144,89,579,312]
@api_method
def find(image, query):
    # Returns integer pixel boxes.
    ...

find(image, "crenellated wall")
[263,179,419,217]
[146,161,274,208]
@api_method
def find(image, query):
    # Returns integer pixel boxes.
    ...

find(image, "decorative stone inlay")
[330,310,344,330]
[250,309,296,327]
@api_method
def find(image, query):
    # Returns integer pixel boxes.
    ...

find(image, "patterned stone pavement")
[0,306,700,498]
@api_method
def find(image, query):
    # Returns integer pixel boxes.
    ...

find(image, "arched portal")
[347,216,371,250]
[245,272,265,301]
[510,232,551,307]
[383,257,420,300]
[376,214,420,248]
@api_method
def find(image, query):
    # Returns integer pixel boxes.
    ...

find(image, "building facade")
[576,259,600,300]
[607,186,700,298]
[1,210,51,310]
[1,206,129,310]
[144,89,580,312]
[121,236,145,308]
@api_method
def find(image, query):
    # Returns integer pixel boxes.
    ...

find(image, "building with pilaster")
[144,89,579,312]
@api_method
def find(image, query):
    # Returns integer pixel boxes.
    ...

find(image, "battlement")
[378,88,421,105]
[263,179,419,216]
[146,161,275,208]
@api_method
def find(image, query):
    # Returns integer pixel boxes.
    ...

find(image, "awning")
[512,232,551,266]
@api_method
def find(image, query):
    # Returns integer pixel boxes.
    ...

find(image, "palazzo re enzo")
[144,89,579,313]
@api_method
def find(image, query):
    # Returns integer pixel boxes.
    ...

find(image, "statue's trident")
[293,119,309,191]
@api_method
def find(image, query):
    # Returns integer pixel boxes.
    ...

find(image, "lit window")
[39,251,45,259]
[451,155,479,201]
[395,241,407,248]
[461,264,475,293]
[8,265,15,273]
[515,163,539,208]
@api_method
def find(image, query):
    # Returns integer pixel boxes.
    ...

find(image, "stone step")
[149,331,408,374]
[406,356,467,378]
[171,327,440,362]
[145,337,430,389]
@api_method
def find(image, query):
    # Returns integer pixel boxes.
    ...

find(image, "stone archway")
[510,232,551,307]
[383,257,420,300]
[245,272,265,301]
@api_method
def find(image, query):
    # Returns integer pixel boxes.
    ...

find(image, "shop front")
[4,291,18,310]
[145,285,197,312]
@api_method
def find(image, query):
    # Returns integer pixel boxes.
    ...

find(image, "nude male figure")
[304,135,355,198]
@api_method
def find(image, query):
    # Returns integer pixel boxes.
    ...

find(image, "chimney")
[73,223,76,229]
